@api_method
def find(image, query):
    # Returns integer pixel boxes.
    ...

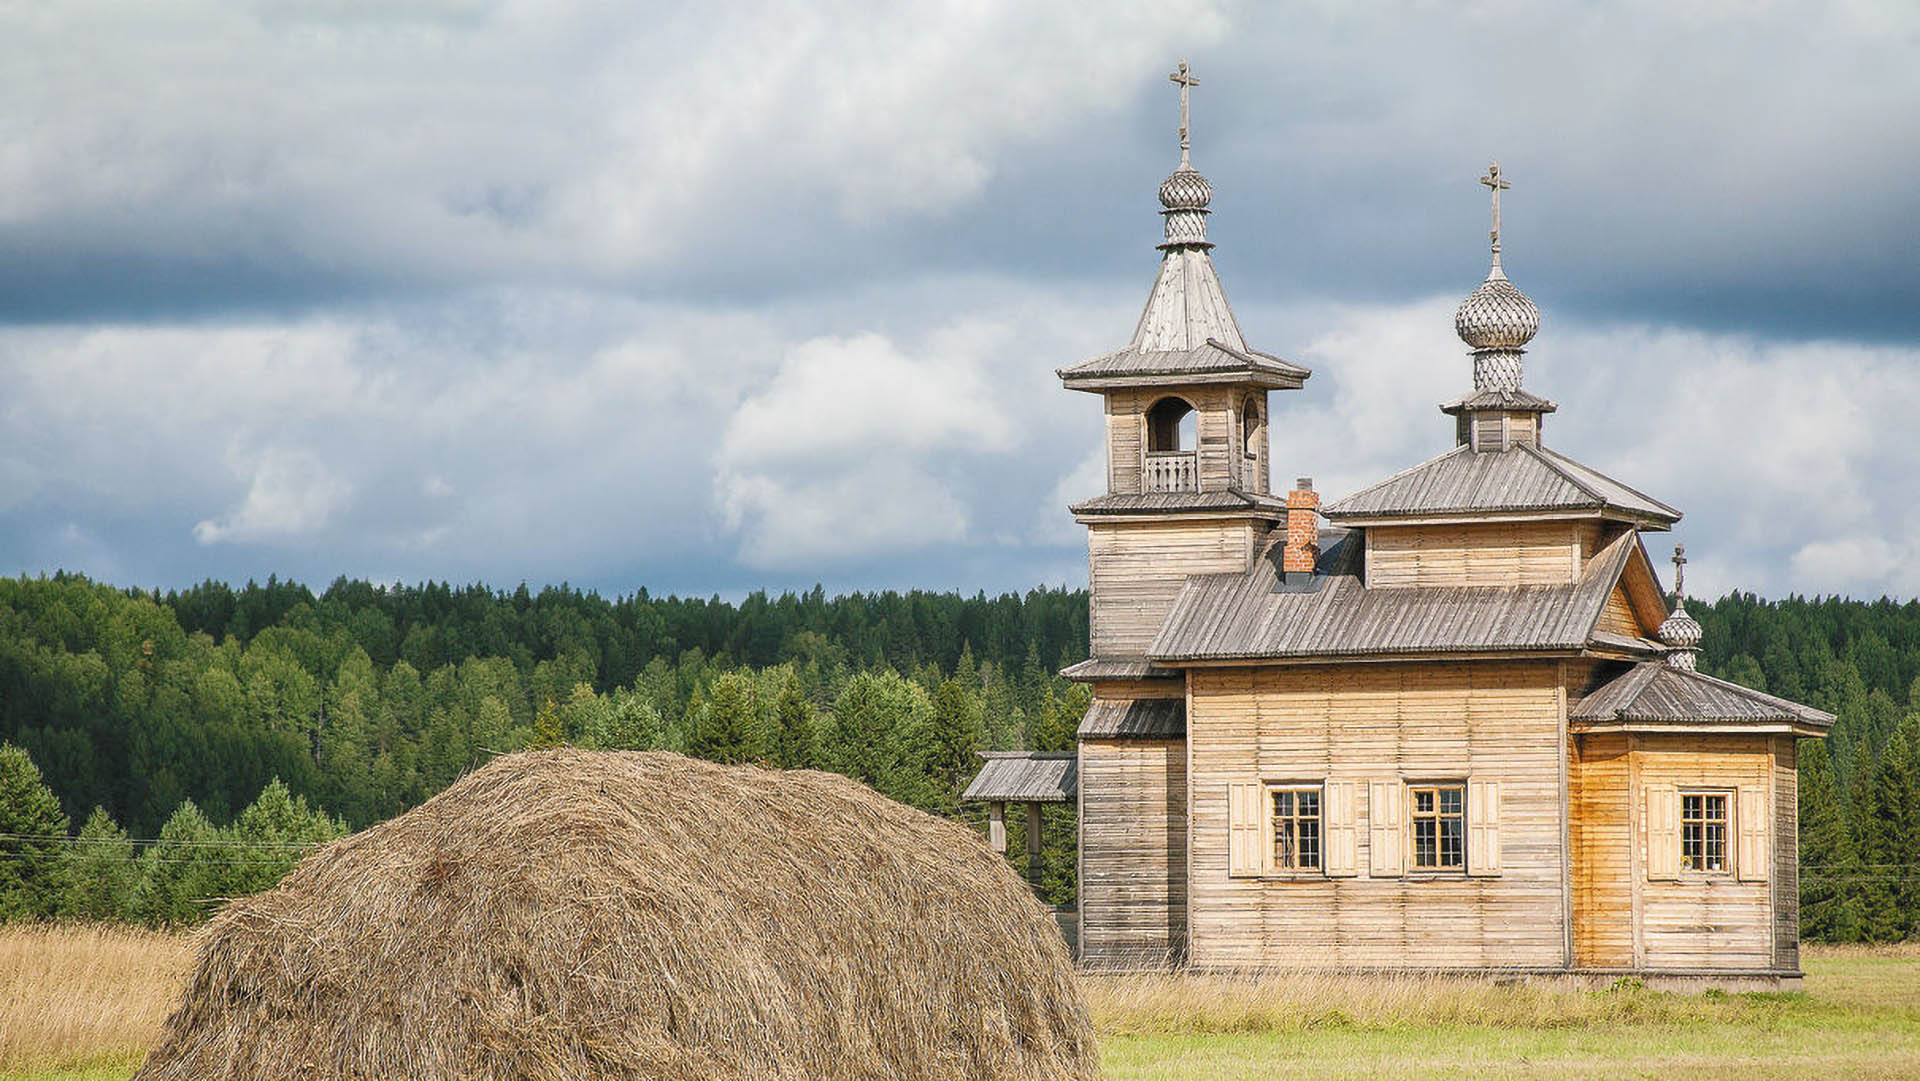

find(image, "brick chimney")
[1284,478,1320,574]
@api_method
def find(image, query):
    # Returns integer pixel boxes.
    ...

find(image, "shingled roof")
[1321,443,1680,525]
[1069,488,1287,517]
[962,752,1077,803]
[1149,529,1647,663]
[1571,662,1835,734]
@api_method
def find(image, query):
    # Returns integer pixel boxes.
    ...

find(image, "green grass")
[1098,950,1920,1080]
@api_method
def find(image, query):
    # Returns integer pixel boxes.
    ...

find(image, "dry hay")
[133,749,1096,1081]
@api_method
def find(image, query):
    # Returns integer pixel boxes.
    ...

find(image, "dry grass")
[0,924,189,1074]
[3,930,1920,1080]
[133,750,1096,1081]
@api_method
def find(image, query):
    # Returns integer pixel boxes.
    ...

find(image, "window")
[1681,791,1730,873]
[1241,398,1261,458]
[1410,785,1465,871]
[1270,787,1321,871]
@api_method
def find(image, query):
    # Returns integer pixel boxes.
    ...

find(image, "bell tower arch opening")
[1146,396,1196,452]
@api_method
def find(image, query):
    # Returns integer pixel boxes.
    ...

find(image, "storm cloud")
[2,0,1916,600]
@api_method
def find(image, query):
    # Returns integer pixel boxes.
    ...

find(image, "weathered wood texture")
[1570,731,1634,967]
[1633,733,1776,969]
[1088,519,1266,656]
[1774,736,1800,970]
[1102,385,1270,496]
[1092,678,1185,701]
[1186,661,1565,969]
[1596,584,1645,638]
[1366,520,1582,588]
[1079,737,1188,969]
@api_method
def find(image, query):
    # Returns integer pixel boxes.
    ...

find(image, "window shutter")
[1646,785,1679,881]
[1467,779,1501,877]
[1325,781,1358,877]
[1368,781,1404,877]
[1228,782,1263,878]
[1737,785,1769,882]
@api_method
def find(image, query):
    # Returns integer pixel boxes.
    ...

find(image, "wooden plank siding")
[1104,384,1267,497]
[1087,520,1265,656]
[1079,738,1188,969]
[1366,521,1583,589]
[1632,733,1777,970]
[1773,736,1800,970]
[1092,678,1185,701]
[1104,389,1144,494]
[1596,584,1642,638]
[1185,661,1567,969]
[1570,731,1635,967]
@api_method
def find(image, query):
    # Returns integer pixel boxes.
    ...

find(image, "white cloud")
[194,448,353,544]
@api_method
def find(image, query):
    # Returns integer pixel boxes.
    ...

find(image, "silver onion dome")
[1659,603,1704,671]
[1658,603,1704,649]
[1454,268,1541,351]
[1158,165,1213,210]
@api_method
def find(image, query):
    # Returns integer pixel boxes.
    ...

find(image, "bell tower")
[1057,62,1311,661]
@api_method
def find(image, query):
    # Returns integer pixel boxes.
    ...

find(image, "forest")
[0,571,1914,940]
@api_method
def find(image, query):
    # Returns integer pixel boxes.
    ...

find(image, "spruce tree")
[1858,720,1920,940]
[59,806,138,922]
[530,697,567,750]
[137,799,222,926]
[772,670,817,770]
[1798,741,1863,942]
[690,672,758,764]
[0,743,70,919]
[926,679,985,814]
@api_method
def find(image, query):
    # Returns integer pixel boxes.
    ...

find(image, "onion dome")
[1660,544,1703,671]
[1158,165,1213,210]
[1454,268,1541,352]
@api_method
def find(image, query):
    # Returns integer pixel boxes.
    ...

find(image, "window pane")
[1415,789,1435,813]
[1414,818,1436,868]
[1299,790,1320,817]
[1440,817,1464,868]
[1440,788,1462,816]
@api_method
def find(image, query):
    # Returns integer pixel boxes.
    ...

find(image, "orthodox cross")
[1170,61,1199,164]
[1672,544,1688,601]
[1480,161,1511,265]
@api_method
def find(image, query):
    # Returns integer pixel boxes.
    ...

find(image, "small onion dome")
[1659,602,1704,650]
[1454,267,1541,351]
[1158,164,1212,210]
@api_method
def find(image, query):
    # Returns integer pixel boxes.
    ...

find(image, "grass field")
[3,925,1917,1079]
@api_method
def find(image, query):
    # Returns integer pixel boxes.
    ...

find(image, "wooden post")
[1027,802,1045,884]
[988,802,1006,854]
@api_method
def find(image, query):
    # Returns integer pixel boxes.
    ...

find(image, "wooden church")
[966,64,1833,987]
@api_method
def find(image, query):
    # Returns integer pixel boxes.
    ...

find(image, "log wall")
[1366,521,1583,588]
[1570,731,1635,967]
[1087,519,1266,656]
[1185,661,1567,969]
[1079,737,1188,969]
[1633,732,1777,970]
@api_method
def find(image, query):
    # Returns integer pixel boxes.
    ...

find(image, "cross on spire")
[1672,543,1688,602]
[1480,161,1511,266]
[1169,61,1199,165]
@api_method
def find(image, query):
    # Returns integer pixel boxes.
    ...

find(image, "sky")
[2,0,1917,603]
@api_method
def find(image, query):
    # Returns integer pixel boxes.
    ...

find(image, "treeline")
[6,574,1920,938]
[0,573,1085,920]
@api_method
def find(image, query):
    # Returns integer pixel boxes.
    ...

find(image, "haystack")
[134,749,1097,1081]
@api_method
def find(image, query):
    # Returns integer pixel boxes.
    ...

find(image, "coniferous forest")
[0,571,1915,940]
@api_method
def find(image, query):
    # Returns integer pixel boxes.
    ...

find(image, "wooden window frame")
[1266,783,1323,875]
[1679,788,1733,877]
[1408,782,1467,874]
